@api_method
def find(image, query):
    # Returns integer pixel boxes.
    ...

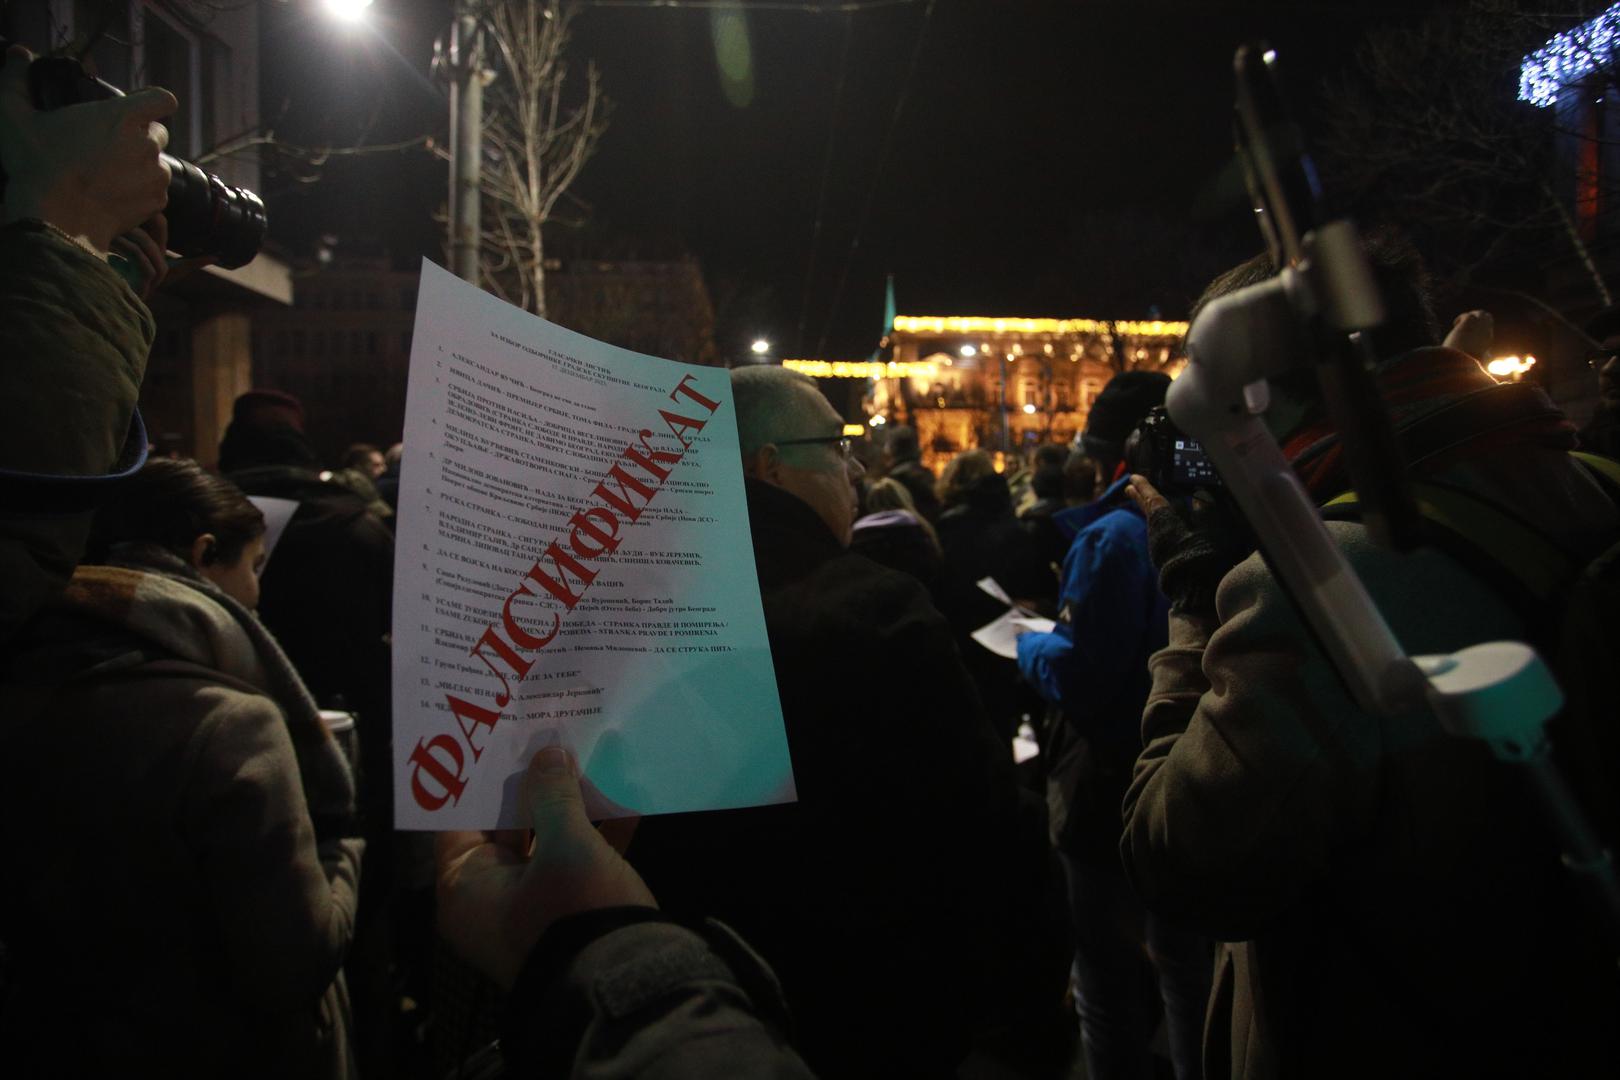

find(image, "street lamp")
[322,0,374,23]
[750,338,771,356]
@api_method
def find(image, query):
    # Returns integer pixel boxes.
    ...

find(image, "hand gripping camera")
[0,46,267,269]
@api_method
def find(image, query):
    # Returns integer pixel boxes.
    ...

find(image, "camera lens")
[0,49,270,269]
[162,155,268,270]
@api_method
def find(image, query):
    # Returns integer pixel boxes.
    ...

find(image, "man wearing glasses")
[624,366,1066,1076]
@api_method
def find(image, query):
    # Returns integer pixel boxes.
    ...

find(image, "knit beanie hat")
[218,390,318,474]
[1080,370,1171,465]
[231,389,306,433]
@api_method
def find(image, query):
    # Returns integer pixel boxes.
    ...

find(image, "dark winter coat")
[886,457,942,523]
[626,478,1066,1077]
[935,474,1056,736]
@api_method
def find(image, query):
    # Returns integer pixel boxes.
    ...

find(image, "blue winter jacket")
[1015,477,1168,858]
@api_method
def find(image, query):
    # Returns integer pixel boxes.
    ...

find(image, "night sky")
[260,0,1443,359]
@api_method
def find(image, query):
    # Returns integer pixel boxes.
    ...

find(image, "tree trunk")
[530,229,548,318]
[1542,180,1615,308]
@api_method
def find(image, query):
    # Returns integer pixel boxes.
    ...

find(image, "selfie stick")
[1166,45,1620,945]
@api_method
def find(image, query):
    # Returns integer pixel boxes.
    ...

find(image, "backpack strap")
[1323,481,1576,614]
[1572,450,1620,497]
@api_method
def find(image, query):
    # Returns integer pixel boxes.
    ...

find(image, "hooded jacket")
[0,556,362,1077]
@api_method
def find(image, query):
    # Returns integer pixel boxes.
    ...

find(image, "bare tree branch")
[1318,0,1618,306]
[464,0,612,316]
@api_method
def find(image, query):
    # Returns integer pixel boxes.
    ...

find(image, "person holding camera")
[0,41,175,642]
[1120,240,1620,1078]
[1015,370,1212,1080]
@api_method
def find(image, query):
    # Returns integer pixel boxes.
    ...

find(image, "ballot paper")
[971,610,1057,659]
[970,575,1055,658]
[976,575,1013,606]
[247,496,299,568]
[393,261,794,829]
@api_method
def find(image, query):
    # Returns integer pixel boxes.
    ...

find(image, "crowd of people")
[4,35,1620,1080]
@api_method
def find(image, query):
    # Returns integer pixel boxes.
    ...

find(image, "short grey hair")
[730,365,822,456]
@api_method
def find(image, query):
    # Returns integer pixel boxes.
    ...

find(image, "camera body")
[0,49,267,269]
[1126,406,1222,494]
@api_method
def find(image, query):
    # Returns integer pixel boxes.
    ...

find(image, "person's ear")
[190,533,219,568]
[742,444,783,484]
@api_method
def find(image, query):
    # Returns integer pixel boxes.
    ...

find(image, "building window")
[138,4,202,158]
[76,0,132,87]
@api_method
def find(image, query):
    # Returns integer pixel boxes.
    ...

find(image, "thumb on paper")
[520,746,592,853]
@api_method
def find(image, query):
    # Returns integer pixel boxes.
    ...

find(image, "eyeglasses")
[776,434,853,459]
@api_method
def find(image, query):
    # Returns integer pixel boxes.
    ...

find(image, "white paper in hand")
[247,496,299,569]
[976,575,1013,606]
[393,262,794,829]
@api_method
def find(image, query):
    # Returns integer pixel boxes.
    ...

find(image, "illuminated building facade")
[791,315,1186,470]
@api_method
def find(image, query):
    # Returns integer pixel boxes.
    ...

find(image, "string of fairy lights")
[1520,3,1620,108]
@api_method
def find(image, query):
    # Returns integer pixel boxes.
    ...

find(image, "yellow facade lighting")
[842,423,867,437]
[1114,320,1190,337]
[890,315,1190,338]
[781,359,941,379]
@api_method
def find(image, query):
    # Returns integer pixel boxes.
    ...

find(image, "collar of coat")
[743,477,844,587]
[1051,475,1138,543]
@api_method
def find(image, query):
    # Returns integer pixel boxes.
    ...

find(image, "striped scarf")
[58,545,356,838]
[1281,346,1579,501]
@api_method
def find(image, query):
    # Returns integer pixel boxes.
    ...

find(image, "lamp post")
[437,1,486,285]
[324,0,485,287]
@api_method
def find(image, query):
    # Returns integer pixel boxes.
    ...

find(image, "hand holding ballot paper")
[435,746,656,989]
[394,262,794,830]
[970,575,1056,659]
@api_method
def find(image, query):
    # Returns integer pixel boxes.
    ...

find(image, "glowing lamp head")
[870,414,887,426]
[750,338,771,355]
[959,344,977,358]
[1022,402,1037,414]
[324,0,373,23]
